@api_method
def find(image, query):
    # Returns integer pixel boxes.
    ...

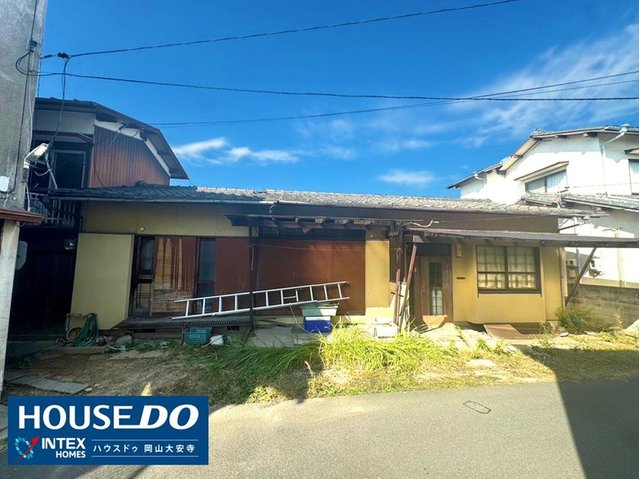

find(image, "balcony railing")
[27,192,77,228]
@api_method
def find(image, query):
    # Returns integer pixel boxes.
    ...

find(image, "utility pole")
[0,0,48,390]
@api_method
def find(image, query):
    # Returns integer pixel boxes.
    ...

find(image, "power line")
[148,79,638,128]
[58,70,638,101]
[54,0,522,59]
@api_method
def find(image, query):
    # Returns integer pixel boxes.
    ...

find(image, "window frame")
[629,159,639,194]
[476,245,542,294]
[524,169,568,194]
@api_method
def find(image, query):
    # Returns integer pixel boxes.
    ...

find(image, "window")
[524,170,567,193]
[477,246,540,292]
[28,148,86,190]
[630,159,639,194]
[196,238,216,297]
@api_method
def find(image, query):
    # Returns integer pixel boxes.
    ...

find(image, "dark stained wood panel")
[256,239,365,315]
[215,238,251,294]
[91,127,169,187]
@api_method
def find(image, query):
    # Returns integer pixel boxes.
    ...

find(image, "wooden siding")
[90,127,169,187]
[256,239,365,315]
[215,238,251,294]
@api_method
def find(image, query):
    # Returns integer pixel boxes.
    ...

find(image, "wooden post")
[398,244,418,328]
[393,269,401,325]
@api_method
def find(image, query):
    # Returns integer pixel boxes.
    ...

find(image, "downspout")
[600,125,629,194]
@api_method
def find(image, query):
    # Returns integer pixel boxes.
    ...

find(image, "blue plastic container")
[303,318,332,334]
[184,327,212,345]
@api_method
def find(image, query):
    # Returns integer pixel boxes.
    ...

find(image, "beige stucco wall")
[73,202,565,327]
[71,233,134,329]
[82,202,248,237]
[452,244,563,323]
[365,240,390,308]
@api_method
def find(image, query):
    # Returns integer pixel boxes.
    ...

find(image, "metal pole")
[565,247,597,306]
[0,0,48,393]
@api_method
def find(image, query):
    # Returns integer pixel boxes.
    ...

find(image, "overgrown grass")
[163,326,638,405]
[320,328,456,371]
[205,339,321,378]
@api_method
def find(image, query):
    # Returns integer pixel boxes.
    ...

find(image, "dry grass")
[163,327,638,404]
[4,328,637,406]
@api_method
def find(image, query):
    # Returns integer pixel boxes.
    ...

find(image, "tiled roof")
[522,192,639,211]
[449,125,639,188]
[49,184,583,217]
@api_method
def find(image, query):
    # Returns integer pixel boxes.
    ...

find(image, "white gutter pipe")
[600,125,629,194]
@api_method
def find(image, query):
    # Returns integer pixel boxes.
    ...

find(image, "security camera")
[23,143,49,168]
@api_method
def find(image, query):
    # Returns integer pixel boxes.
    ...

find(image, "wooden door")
[131,236,198,317]
[416,256,453,325]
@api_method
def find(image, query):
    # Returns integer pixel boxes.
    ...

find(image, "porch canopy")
[410,228,639,248]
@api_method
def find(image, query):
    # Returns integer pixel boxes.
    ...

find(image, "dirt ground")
[2,348,197,399]
[2,329,638,406]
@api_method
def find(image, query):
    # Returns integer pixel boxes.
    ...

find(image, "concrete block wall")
[572,284,639,328]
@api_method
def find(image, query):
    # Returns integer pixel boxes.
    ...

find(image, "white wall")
[564,210,639,287]
[459,133,639,202]
[458,132,639,288]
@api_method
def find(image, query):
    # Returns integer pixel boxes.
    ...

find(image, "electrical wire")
[54,0,523,59]
[151,78,639,127]
[58,70,638,101]
[5,0,41,197]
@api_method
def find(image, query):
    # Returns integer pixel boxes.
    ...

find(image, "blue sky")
[37,0,638,196]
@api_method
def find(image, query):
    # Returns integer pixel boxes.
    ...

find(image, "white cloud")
[173,137,228,161]
[318,146,357,160]
[294,117,356,141]
[452,24,639,144]
[378,169,435,186]
[377,138,433,153]
[300,24,639,156]
[210,146,298,165]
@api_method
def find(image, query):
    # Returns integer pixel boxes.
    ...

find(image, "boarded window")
[477,245,540,292]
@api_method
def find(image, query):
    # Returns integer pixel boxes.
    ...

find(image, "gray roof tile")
[523,192,639,211]
[50,184,583,217]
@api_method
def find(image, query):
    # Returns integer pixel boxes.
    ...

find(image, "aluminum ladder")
[172,281,349,320]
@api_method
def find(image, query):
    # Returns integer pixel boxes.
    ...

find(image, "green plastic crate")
[183,327,212,345]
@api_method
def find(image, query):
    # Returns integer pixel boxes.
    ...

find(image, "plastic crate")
[183,327,212,345]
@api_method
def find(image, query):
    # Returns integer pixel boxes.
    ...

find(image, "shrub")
[556,306,594,334]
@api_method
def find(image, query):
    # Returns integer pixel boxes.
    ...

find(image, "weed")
[319,328,455,372]
[556,306,594,334]
[536,322,555,348]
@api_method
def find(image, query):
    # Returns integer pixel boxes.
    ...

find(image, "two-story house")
[448,126,639,323]
[9,98,188,338]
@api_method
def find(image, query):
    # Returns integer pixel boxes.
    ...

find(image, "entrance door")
[416,256,453,324]
[130,236,199,317]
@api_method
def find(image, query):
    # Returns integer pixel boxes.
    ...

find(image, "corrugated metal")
[256,239,365,315]
[91,127,169,187]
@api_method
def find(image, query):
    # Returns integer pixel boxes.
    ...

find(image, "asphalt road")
[1,379,637,478]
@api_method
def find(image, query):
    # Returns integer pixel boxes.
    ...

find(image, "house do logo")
[8,396,209,465]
